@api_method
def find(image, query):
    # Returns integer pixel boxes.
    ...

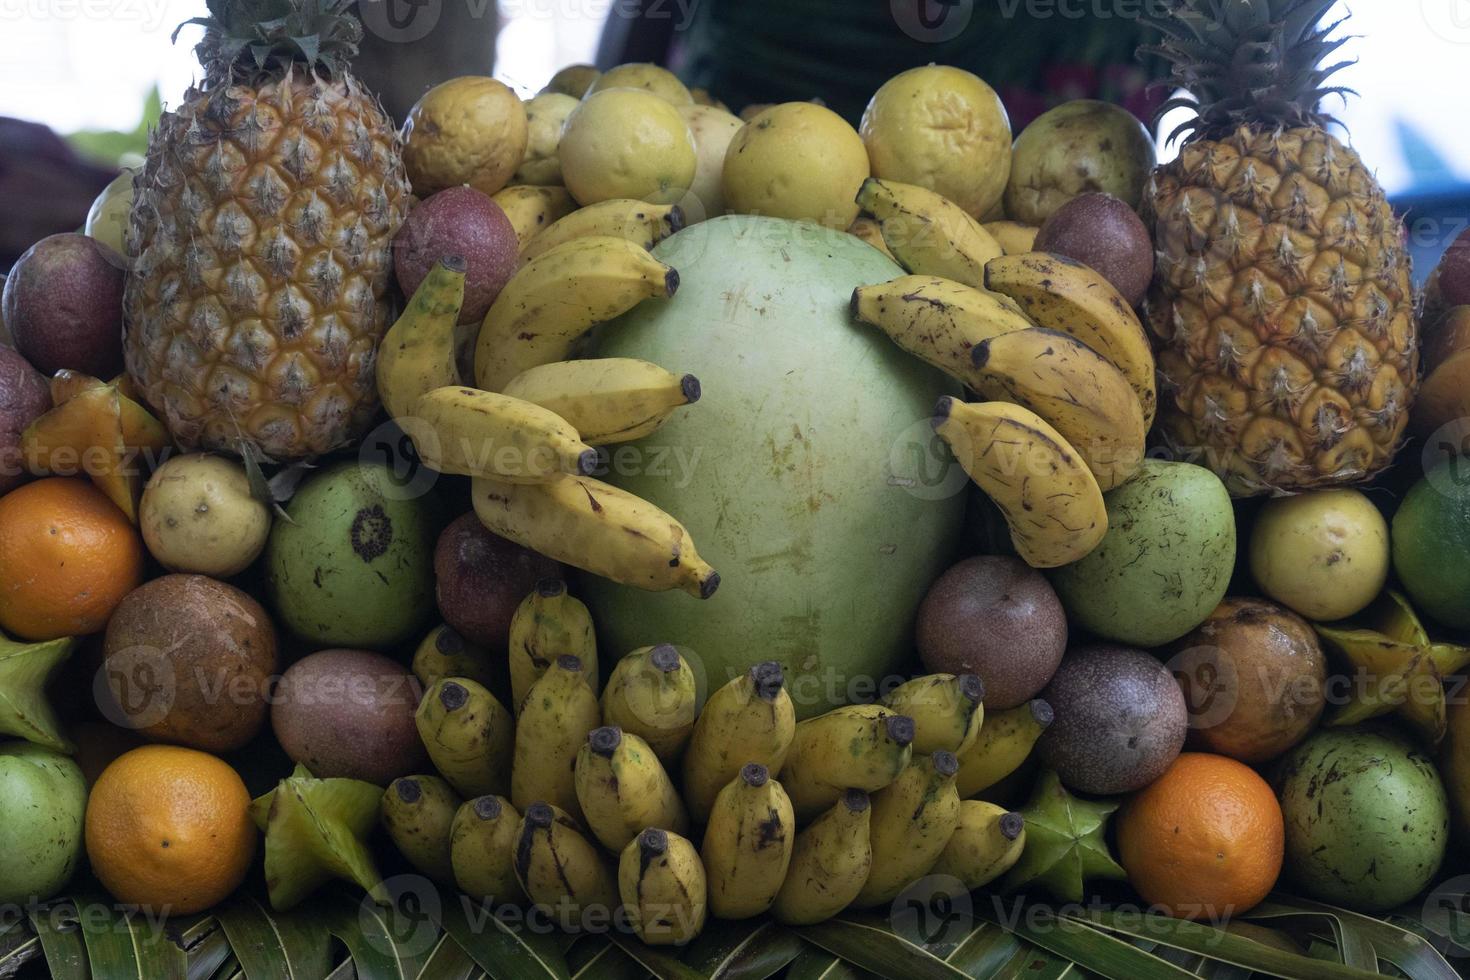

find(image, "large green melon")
[586,215,964,717]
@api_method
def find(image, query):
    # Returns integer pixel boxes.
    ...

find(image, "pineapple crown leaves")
[175,0,362,84]
[1140,0,1359,144]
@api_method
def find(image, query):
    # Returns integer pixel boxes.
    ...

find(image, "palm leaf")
[982,903,1199,979]
[411,933,478,980]
[795,914,974,979]
[604,932,706,979]
[215,895,332,979]
[677,918,805,978]
[566,936,648,980]
[435,896,571,979]
[316,887,428,980]
[785,945,880,979]
[182,921,233,980]
[1245,895,1459,979]
[25,905,87,980]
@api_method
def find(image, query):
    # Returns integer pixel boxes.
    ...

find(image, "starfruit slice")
[1002,769,1125,902]
[0,632,75,752]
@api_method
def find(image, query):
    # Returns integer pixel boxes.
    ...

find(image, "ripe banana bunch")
[701,763,795,920]
[510,654,601,819]
[412,624,495,690]
[410,386,600,484]
[380,775,460,886]
[780,704,915,821]
[415,677,514,799]
[882,674,985,755]
[771,789,873,925]
[501,358,701,445]
[492,185,577,248]
[450,795,524,903]
[513,801,620,931]
[521,199,684,263]
[601,645,698,764]
[855,177,1003,287]
[683,661,796,825]
[618,828,707,946]
[475,235,679,392]
[852,751,962,908]
[574,726,689,852]
[472,475,720,598]
[507,579,597,711]
[955,699,1055,799]
[377,257,466,420]
[931,801,1026,890]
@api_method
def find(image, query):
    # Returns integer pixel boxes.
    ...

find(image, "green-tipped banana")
[376,256,466,420]
[513,801,620,931]
[410,385,601,484]
[574,726,688,852]
[501,357,701,444]
[618,828,707,946]
[780,705,915,821]
[416,677,514,799]
[507,578,597,712]
[0,634,75,752]
[955,699,1054,799]
[600,645,697,765]
[852,751,962,908]
[521,199,684,263]
[250,766,386,911]
[771,788,873,925]
[411,624,496,689]
[380,775,461,886]
[511,655,602,819]
[682,661,796,825]
[931,801,1026,889]
[451,795,525,904]
[701,763,795,920]
[855,177,1003,287]
[882,674,985,755]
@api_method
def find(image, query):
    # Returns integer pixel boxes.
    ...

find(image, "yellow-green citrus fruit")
[1249,489,1388,622]
[402,76,529,197]
[559,88,697,205]
[722,103,870,229]
[585,63,692,106]
[678,104,743,222]
[514,92,579,186]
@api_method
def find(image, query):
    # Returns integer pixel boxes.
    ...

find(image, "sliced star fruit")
[0,632,75,752]
[1002,769,1125,903]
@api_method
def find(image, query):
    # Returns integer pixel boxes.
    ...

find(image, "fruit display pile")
[1,0,1469,976]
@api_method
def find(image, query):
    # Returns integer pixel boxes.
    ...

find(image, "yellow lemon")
[514,92,579,186]
[545,63,600,98]
[559,89,697,206]
[586,63,692,106]
[402,76,529,197]
[860,65,1012,219]
[84,170,134,257]
[721,103,870,229]
[678,104,743,221]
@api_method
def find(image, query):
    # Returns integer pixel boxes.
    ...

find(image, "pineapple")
[124,0,411,460]
[1141,0,1417,496]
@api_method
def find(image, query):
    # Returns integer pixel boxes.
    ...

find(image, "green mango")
[0,742,86,903]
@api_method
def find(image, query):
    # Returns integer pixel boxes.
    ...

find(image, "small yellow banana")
[955,698,1054,799]
[510,655,602,819]
[930,801,1026,889]
[700,763,795,920]
[376,256,466,420]
[932,398,1107,569]
[411,624,496,690]
[847,216,895,259]
[472,475,720,598]
[855,177,1003,287]
[982,221,1040,256]
[852,751,962,908]
[779,704,914,822]
[682,661,796,825]
[574,725,689,852]
[984,252,1157,426]
[521,199,684,263]
[513,801,620,931]
[415,677,514,799]
[601,645,698,765]
[882,674,985,755]
[619,828,707,945]
[410,386,600,484]
[475,235,679,392]
[507,578,597,711]
[380,775,461,886]
[771,788,873,925]
[491,185,577,248]
[501,358,702,444]
[450,795,525,903]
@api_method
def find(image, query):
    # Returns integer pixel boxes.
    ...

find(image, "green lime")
[1393,458,1470,629]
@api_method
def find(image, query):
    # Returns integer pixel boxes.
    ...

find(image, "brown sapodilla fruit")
[2,232,126,378]
[435,512,563,651]
[393,185,519,324]
[1033,192,1154,307]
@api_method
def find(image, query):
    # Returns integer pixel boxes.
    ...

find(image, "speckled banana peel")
[475,235,679,392]
[510,654,602,819]
[882,673,985,755]
[508,578,597,711]
[472,475,720,598]
[619,828,707,946]
[410,385,600,484]
[501,357,701,444]
[600,644,698,764]
[954,699,1055,799]
[932,397,1107,569]
[852,751,962,908]
[848,216,895,259]
[411,624,497,690]
[491,185,577,248]
[771,788,873,925]
[574,726,689,852]
[513,801,620,931]
[380,775,461,886]
[415,677,514,799]
[931,800,1026,890]
[682,661,796,825]
[520,199,684,263]
[376,256,466,420]
[700,763,795,920]
[779,704,915,822]
[450,795,525,904]
[855,177,1003,288]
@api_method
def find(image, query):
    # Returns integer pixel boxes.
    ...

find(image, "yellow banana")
[984,252,1158,426]
[779,704,914,822]
[415,677,514,799]
[574,725,689,852]
[682,661,796,825]
[850,275,1035,386]
[501,358,701,444]
[618,828,707,946]
[510,654,602,819]
[771,788,872,925]
[600,645,698,764]
[491,185,577,248]
[507,578,597,712]
[450,795,525,903]
[881,674,985,755]
[472,475,720,598]
[380,775,461,886]
[852,751,962,908]
[513,801,620,931]
[411,385,600,484]
[955,698,1055,799]
[475,236,678,392]
[411,624,496,690]
[930,800,1026,889]
[969,327,1146,490]
[983,221,1040,256]
[932,398,1107,568]
[847,216,895,259]
[521,199,684,263]
[855,177,1003,287]
[376,257,466,420]
[700,763,795,920]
